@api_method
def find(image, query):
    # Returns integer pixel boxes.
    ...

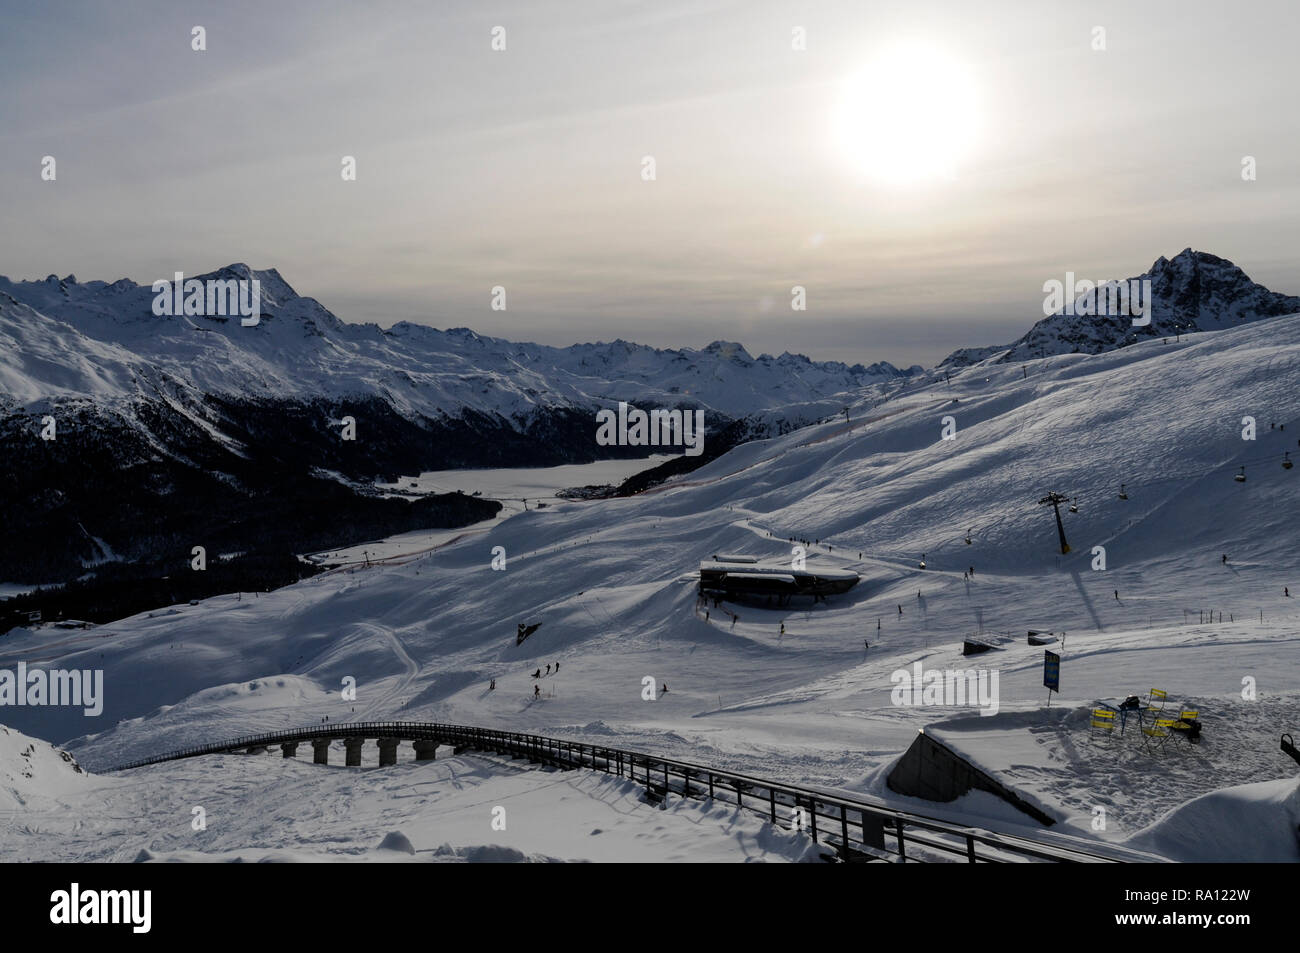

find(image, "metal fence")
[106,720,1155,864]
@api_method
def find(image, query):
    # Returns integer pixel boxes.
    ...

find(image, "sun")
[833,42,981,186]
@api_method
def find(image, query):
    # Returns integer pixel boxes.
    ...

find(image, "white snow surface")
[4,310,1300,860]
[0,266,914,422]
[0,724,92,810]
[0,729,821,863]
[1131,777,1300,862]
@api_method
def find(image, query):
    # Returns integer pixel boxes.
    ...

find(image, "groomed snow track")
[103,721,1160,864]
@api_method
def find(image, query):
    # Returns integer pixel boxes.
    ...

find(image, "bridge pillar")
[344,737,365,767]
[413,739,439,762]
[311,739,330,765]
[281,742,299,758]
[377,737,400,767]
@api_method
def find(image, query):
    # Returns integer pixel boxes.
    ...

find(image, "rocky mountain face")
[940,249,1300,367]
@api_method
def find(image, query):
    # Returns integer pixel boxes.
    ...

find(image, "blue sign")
[1043,650,1061,692]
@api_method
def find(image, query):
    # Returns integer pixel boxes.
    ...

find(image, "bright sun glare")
[834,42,981,186]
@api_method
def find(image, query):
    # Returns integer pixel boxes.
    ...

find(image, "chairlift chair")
[1069,498,1079,513]
[965,530,972,545]
[1234,466,1246,483]
[918,554,927,569]
[1284,452,1293,471]
[1118,484,1128,500]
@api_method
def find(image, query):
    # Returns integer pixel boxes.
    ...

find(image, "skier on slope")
[532,668,541,679]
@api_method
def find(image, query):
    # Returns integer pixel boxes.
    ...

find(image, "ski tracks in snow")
[348,622,419,722]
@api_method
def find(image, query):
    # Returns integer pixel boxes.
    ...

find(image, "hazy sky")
[2,0,1297,367]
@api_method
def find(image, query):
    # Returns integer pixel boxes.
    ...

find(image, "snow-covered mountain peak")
[701,340,753,363]
[940,250,1299,368]
[190,263,299,308]
[0,264,924,471]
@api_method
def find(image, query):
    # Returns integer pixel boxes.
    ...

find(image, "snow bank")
[0,723,93,808]
[1131,777,1300,862]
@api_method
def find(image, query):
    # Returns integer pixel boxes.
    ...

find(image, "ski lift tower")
[1037,492,1072,555]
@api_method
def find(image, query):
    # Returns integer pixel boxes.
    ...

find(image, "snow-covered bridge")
[104,720,1160,864]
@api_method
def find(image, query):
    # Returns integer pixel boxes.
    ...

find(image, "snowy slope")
[0,265,917,421]
[1131,777,1300,862]
[0,724,91,810]
[0,725,821,863]
[1,265,920,580]
[4,307,1299,858]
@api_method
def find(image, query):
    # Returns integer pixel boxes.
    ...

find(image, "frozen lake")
[381,456,674,507]
[308,456,673,566]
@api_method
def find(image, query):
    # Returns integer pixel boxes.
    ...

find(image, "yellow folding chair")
[1143,717,1177,752]
[1170,707,1200,744]
[1090,706,1117,742]
[1142,688,1168,723]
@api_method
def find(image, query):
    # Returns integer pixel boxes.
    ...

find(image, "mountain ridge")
[0,265,920,421]
[939,249,1300,368]
[0,265,916,583]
